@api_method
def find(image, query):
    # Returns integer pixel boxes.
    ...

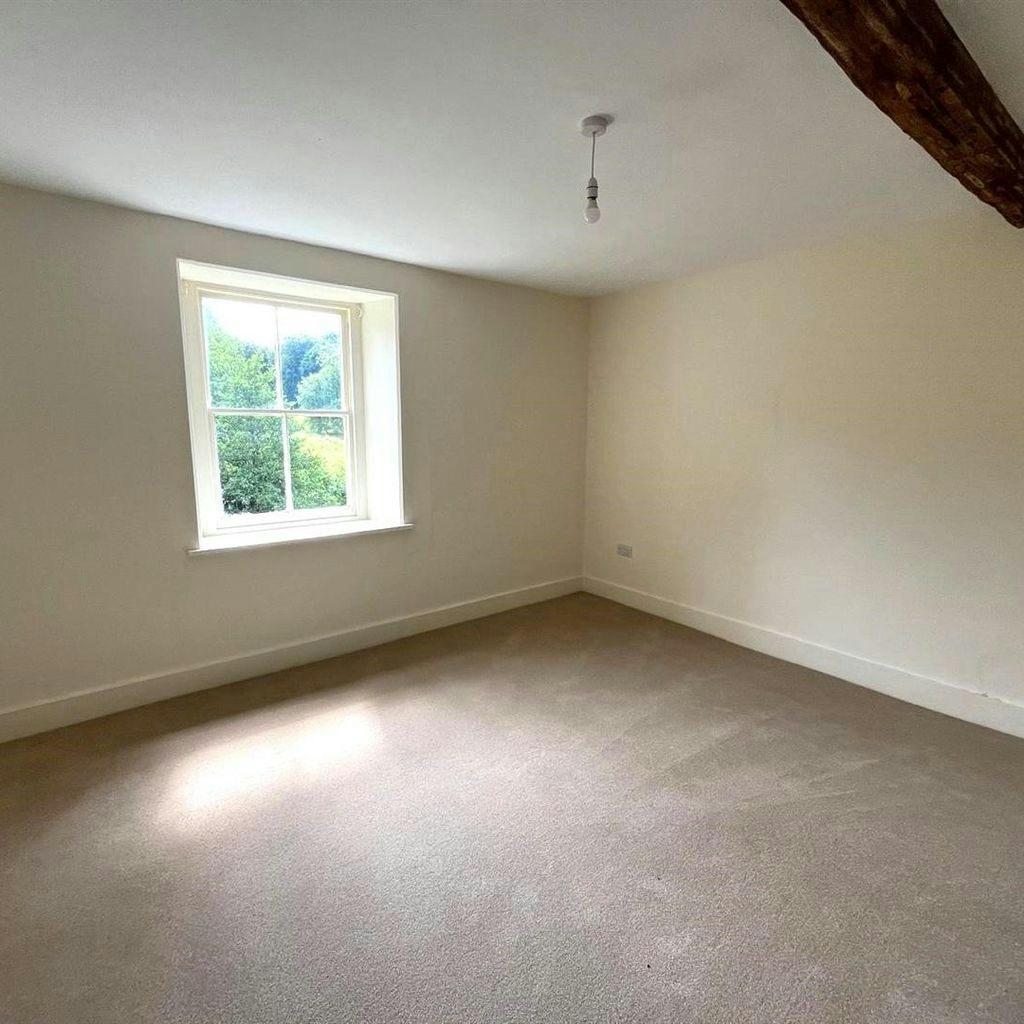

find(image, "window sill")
[188,520,412,555]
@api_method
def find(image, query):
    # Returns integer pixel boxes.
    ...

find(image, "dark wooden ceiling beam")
[779,0,1024,227]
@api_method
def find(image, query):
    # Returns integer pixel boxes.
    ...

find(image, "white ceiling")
[1,0,1021,296]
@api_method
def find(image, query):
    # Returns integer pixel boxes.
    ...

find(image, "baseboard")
[584,576,1024,740]
[0,576,583,744]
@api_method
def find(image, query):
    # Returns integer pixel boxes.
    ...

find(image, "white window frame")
[179,279,369,542]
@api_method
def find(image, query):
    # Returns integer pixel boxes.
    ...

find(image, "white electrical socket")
[616,543,633,558]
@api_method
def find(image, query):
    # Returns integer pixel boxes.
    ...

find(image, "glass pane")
[279,307,343,410]
[203,297,278,409]
[215,415,286,514]
[288,415,347,509]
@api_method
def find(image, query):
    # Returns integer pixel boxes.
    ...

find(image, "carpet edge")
[583,576,1024,740]
[0,576,583,743]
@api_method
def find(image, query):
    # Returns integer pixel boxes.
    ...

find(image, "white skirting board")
[584,576,1024,740]
[0,577,582,744]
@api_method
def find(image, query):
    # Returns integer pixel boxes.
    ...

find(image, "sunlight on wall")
[169,705,382,815]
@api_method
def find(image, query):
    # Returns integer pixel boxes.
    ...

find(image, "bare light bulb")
[579,116,611,225]
[584,174,600,224]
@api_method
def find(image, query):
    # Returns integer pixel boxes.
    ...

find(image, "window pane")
[279,307,343,410]
[288,415,347,509]
[203,297,278,409]
[215,415,286,514]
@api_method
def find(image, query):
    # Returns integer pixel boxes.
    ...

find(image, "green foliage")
[292,333,341,433]
[216,416,286,514]
[207,325,276,408]
[281,336,318,404]
[206,314,346,514]
[296,363,341,417]
[289,419,347,508]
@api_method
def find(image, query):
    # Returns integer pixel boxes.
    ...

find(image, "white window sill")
[188,520,412,555]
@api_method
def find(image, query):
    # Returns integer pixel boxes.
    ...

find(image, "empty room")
[2,1,1023,1021]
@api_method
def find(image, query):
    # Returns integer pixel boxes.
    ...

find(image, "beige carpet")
[1,594,1022,1023]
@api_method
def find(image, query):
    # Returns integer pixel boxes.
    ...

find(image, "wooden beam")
[779,0,1024,228]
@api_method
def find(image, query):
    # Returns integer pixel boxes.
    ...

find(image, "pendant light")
[580,115,612,223]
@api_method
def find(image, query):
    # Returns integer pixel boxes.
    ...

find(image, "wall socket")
[616,543,633,558]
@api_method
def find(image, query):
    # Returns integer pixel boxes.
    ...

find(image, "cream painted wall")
[585,213,1024,716]
[4,184,1022,739]
[0,184,587,716]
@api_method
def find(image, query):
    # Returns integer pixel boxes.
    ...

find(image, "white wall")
[5,186,1023,741]
[585,212,1024,734]
[0,184,587,731]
